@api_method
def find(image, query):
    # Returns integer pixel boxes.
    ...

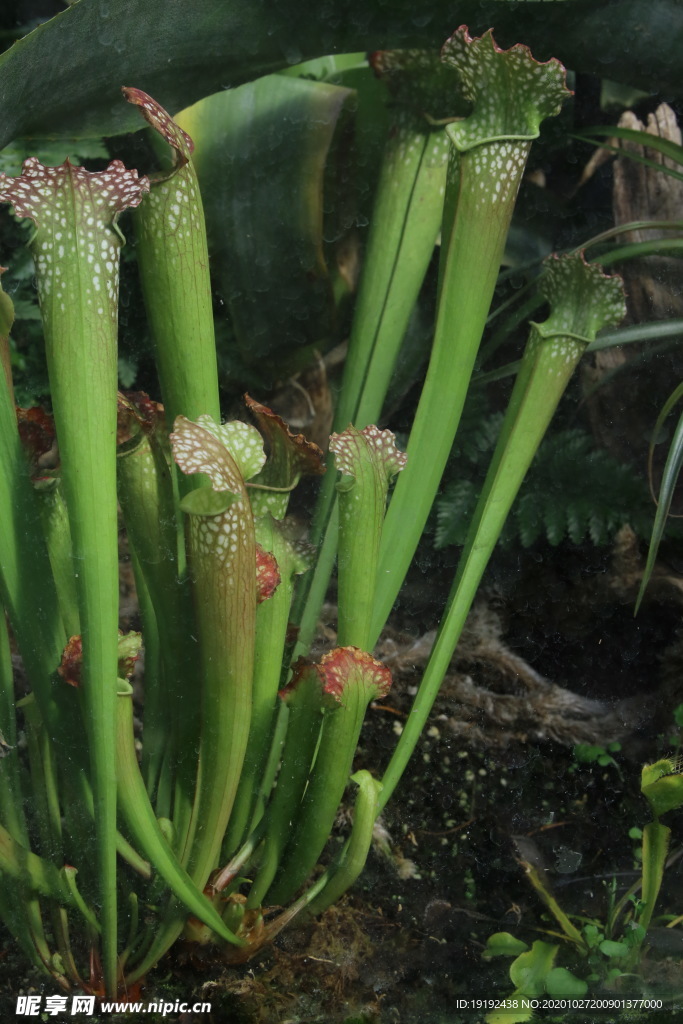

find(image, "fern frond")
[437,426,656,552]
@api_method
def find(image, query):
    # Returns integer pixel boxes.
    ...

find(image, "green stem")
[377,254,625,811]
[116,400,198,830]
[36,484,80,639]
[0,610,28,846]
[247,664,326,909]
[0,350,64,734]
[115,684,243,946]
[170,417,260,881]
[295,54,454,653]
[224,517,306,855]
[305,770,382,916]
[22,697,64,866]
[128,415,268,975]
[125,88,220,427]
[0,823,75,906]
[0,155,150,995]
[370,27,570,644]
[267,647,390,906]
[330,426,406,649]
[637,821,671,938]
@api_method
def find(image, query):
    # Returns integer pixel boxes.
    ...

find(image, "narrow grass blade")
[636,387,683,613]
[638,821,671,937]
[577,125,683,182]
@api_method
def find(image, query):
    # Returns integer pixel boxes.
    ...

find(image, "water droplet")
[283,45,302,66]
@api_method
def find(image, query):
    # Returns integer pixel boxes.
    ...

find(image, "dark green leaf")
[545,967,588,997]
[0,1,682,149]
[509,940,558,997]
[0,138,108,177]
[599,939,629,958]
[179,485,238,516]
[579,125,683,172]
[483,932,529,958]
[176,75,352,375]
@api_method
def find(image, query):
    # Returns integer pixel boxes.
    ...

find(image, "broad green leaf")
[0,0,682,149]
[176,75,353,375]
[545,967,588,996]
[509,940,558,996]
[483,932,529,958]
[599,939,629,958]
[0,138,108,177]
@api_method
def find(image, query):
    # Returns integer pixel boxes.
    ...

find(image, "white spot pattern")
[441,26,570,152]
[196,415,266,482]
[539,252,626,342]
[329,424,407,481]
[170,416,251,568]
[0,158,149,317]
[122,87,194,165]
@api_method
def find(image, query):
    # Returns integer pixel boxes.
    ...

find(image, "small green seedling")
[572,742,623,778]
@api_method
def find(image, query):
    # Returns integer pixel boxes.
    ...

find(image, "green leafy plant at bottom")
[483,756,683,1023]
[571,742,623,779]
